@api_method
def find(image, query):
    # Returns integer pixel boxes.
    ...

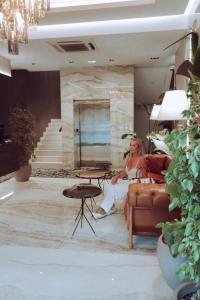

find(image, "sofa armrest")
[126,183,168,249]
[128,183,166,206]
[128,190,170,209]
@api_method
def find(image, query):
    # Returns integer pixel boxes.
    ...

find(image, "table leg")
[99,178,105,194]
[97,178,101,189]
[83,213,96,236]
[91,197,97,207]
[72,197,96,236]
[85,200,97,221]
[72,212,82,236]
[88,197,97,211]
[81,198,84,228]
[74,206,82,223]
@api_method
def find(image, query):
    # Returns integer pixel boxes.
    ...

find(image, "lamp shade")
[150,104,161,120]
[157,90,189,120]
[0,56,11,77]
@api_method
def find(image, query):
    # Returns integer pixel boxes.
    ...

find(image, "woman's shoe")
[108,204,117,215]
[109,207,117,215]
[92,207,116,219]
[92,212,107,219]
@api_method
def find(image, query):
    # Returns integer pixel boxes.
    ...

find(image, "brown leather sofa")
[124,154,180,248]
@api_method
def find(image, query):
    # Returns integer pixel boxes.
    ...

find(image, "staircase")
[31,119,64,170]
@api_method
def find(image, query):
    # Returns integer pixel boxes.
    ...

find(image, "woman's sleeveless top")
[125,166,140,179]
[125,158,155,183]
[125,157,142,179]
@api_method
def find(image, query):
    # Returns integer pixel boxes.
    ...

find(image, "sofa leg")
[128,207,133,249]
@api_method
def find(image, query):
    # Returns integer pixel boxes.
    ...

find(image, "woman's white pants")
[100,180,130,214]
[100,178,153,213]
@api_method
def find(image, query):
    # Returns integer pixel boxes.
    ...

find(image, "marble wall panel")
[60,66,134,168]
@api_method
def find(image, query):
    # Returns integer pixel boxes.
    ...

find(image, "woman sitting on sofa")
[93,137,152,219]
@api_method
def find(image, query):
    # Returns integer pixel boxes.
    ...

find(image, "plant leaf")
[181,179,194,192]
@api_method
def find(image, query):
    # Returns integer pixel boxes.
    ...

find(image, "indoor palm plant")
[9,107,36,181]
[157,45,200,298]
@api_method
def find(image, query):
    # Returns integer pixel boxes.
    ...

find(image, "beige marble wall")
[60,65,134,168]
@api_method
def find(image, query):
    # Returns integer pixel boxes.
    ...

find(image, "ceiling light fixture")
[88,60,96,64]
[0,0,50,55]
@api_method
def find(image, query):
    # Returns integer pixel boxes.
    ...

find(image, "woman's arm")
[137,156,148,177]
[111,170,126,185]
[111,158,128,185]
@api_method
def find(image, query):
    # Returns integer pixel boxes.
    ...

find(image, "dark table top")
[63,184,102,199]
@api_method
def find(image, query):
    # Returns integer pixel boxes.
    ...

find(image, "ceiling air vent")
[49,41,96,53]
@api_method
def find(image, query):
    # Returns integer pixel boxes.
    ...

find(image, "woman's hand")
[111,175,118,185]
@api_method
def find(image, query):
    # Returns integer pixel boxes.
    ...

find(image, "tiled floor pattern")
[0,177,176,300]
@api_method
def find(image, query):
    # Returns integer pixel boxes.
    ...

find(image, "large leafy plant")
[9,108,36,166]
[159,56,200,296]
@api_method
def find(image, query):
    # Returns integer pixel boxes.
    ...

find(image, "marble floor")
[0,177,176,300]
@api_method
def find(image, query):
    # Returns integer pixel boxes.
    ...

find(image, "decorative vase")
[157,235,187,290]
[176,283,199,300]
[15,164,32,182]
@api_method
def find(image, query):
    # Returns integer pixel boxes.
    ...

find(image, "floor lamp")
[148,104,161,152]
[157,90,189,122]
[148,91,189,154]
[158,90,190,152]
[150,104,161,130]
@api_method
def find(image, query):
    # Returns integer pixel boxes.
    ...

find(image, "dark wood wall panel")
[0,70,61,143]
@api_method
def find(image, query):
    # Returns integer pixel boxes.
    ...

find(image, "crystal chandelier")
[0,0,50,55]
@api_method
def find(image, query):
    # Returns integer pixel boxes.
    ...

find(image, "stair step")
[34,156,63,163]
[40,137,62,144]
[46,124,61,129]
[35,150,63,156]
[37,144,63,150]
[48,121,62,126]
[50,119,61,122]
[41,133,62,138]
[45,129,61,134]
[33,118,64,167]
[43,131,62,136]
[31,162,64,170]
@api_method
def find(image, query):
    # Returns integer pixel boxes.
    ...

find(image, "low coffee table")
[63,184,102,236]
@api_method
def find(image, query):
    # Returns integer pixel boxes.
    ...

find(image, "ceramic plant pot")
[176,283,199,300]
[15,164,32,182]
[157,235,187,290]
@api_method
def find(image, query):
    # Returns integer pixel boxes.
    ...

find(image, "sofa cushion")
[145,155,167,175]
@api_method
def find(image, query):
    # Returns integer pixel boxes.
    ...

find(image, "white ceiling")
[0,0,199,103]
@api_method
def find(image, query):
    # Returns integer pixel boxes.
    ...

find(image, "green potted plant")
[9,107,36,181]
[156,46,200,298]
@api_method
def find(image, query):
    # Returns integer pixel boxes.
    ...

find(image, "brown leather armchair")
[124,155,180,248]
